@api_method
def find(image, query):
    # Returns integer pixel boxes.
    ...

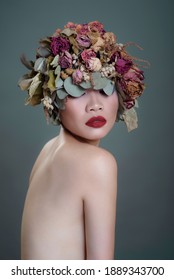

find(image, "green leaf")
[79,80,92,89]
[50,54,59,68]
[56,88,68,100]
[92,72,108,90]
[103,80,115,96]
[64,77,85,97]
[55,77,63,89]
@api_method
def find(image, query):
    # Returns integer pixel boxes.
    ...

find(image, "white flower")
[87,57,102,71]
[42,96,54,110]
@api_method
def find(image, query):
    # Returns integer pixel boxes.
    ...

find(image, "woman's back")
[21,135,87,259]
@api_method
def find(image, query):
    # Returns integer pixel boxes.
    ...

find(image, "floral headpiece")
[18,21,146,131]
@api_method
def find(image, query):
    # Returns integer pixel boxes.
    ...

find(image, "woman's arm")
[83,150,117,260]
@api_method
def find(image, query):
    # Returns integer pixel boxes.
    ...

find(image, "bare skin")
[21,127,117,260]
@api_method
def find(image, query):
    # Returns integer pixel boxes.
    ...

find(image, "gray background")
[0,0,173,259]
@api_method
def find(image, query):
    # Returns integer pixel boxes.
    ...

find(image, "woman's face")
[60,89,119,145]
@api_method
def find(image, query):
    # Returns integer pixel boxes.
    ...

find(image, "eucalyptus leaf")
[92,72,108,90]
[103,80,116,96]
[79,80,92,89]
[36,47,50,57]
[55,65,61,76]
[56,88,68,100]
[56,77,63,89]
[34,58,47,73]
[61,28,77,37]
[64,77,85,97]
[55,98,66,110]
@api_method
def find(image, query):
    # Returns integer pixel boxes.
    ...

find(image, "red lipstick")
[85,116,107,128]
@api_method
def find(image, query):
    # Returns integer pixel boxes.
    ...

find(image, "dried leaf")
[29,73,42,97]
[69,36,79,55]
[64,77,85,97]
[34,57,47,73]
[18,74,33,90]
[47,70,56,92]
[61,28,77,37]
[122,108,138,132]
[26,84,43,106]
[20,54,34,70]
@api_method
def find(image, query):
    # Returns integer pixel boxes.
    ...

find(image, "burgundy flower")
[59,51,72,69]
[115,58,132,74]
[123,99,135,109]
[50,36,70,55]
[76,34,91,48]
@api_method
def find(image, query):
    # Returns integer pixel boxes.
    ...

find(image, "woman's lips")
[85,116,107,128]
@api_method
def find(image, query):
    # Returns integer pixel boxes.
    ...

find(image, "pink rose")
[81,49,96,62]
[124,66,144,82]
[59,51,72,69]
[64,22,77,29]
[72,70,83,84]
[76,34,91,48]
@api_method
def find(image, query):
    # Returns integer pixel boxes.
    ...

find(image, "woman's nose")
[86,92,104,113]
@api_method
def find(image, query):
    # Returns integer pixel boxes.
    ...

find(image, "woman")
[18,21,145,259]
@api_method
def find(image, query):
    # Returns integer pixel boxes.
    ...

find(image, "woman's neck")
[59,126,100,147]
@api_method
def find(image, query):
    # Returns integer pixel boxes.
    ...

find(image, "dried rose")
[115,58,132,74]
[91,37,104,52]
[86,57,102,71]
[76,34,91,48]
[81,49,96,62]
[103,32,116,51]
[64,22,77,29]
[50,36,70,55]
[88,21,104,33]
[72,70,83,84]
[123,99,135,109]
[123,80,145,99]
[76,23,89,35]
[123,66,144,82]
[59,51,72,69]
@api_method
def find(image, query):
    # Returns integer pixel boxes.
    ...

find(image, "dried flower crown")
[18,21,146,131]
